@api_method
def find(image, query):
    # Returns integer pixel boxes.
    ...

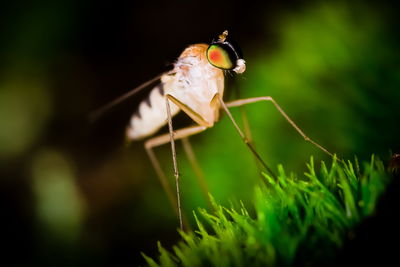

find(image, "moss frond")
[143,156,390,266]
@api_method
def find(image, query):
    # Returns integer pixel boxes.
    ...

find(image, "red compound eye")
[209,50,222,63]
[206,44,233,70]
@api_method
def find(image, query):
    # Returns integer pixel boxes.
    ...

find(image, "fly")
[90,30,336,230]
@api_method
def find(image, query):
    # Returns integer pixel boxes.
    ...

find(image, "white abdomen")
[126,84,180,140]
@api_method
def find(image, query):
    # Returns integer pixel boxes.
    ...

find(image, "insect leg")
[144,147,177,215]
[232,81,264,174]
[144,125,207,230]
[232,80,254,143]
[225,96,337,158]
[218,95,277,180]
[165,96,182,230]
[181,137,213,210]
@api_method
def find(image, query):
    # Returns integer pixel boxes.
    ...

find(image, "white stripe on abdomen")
[126,84,180,140]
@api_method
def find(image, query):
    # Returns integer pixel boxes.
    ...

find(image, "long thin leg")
[181,138,213,210]
[233,82,264,174]
[145,148,177,213]
[165,97,183,230]
[144,125,207,230]
[218,95,277,180]
[225,96,336,158]
[232,80,254,143]
[145,126,207,149]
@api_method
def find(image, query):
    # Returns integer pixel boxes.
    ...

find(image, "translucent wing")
[88,71,174,122]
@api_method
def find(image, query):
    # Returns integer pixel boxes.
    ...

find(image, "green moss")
[143,156,390,266]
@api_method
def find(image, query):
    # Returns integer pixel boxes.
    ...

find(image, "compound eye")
[206,44,234,70]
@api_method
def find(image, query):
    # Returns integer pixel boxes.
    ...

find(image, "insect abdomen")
[126,84,180,140]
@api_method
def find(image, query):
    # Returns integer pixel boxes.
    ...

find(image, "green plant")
[142,156,391,266]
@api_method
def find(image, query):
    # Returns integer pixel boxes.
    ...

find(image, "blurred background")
[1,0,399,266]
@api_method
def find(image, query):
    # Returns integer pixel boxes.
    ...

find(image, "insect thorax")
[126,44,224,141]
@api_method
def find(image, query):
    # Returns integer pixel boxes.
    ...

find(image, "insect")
[90,30,335,230]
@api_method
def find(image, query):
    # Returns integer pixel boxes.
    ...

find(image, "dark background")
[1,0,399,266]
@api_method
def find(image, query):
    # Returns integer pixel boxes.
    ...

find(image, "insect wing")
[89,71,174,122]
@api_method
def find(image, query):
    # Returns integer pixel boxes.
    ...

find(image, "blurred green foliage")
[143,156,390,266]
[0,74,51,159]
[31,149,85,243]
[0,1,73,161]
